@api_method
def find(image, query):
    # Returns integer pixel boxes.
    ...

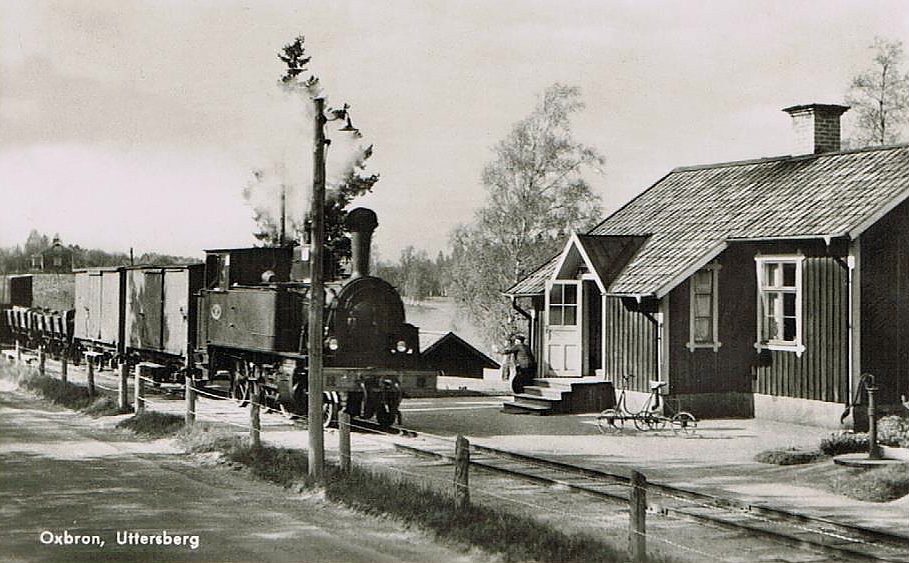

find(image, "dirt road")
[0,383,486,563]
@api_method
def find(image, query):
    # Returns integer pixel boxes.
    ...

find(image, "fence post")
[629,470,647,563]
[249,381,261,448]
[15,340,21,363]
[339,394,351,474]
[38,346,46,376]
[454,434,470,510]
[86,355,96,396]
[60,355,68,383]
[134,364,145,414]
[185,373,196,425]
[118,362,129,412]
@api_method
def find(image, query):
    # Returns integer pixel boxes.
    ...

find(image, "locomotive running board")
[322,367,438,392]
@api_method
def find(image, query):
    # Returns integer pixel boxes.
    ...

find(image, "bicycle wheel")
[597,409,624,433]
[650,414,668,431]
[671,412,697,436]
[633,413,656,431]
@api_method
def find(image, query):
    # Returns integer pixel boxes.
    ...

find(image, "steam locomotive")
[2,208,436,425]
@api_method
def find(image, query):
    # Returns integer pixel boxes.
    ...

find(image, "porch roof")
[507,143,909,298]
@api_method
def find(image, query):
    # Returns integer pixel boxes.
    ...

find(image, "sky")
[1,0,908,262]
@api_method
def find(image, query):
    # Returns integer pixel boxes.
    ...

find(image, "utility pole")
[307,97,327,479]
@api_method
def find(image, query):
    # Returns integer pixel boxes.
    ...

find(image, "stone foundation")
[753,393,845,429]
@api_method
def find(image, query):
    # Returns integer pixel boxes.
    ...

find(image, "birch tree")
[448,84,603,345]
[847,37,909,146]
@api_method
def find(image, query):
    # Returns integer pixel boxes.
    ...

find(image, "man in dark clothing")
[503,334,536,394]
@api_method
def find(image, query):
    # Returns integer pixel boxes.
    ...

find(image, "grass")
[18,372,97,410]
[831,465,909,502]
[82,396,131,416]
[5,365,130,416]
[326,466,625,563]
[177,423,246,453]
[117,411,185,438]
[754,448,825,465]
[206,442,628,563]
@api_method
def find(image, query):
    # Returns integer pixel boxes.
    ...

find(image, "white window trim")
[687,262,722,352]
[754,254,806,357]
[547,281,580,327]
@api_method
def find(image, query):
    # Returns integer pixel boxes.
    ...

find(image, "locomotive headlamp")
[395,340,408,353]
[327,337,340,351]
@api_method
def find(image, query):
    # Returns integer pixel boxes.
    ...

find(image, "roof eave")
[848,183,909,239]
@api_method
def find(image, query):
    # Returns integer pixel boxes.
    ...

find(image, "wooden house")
[420,331,499,378]
[30,236,73,274]
[506,104,909,426]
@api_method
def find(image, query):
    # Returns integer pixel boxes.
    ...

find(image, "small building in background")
[31,236,73,274]
[420,331,499,378]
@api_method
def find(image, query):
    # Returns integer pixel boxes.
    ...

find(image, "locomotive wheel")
[322,393,336,428]
[374,403,395,427]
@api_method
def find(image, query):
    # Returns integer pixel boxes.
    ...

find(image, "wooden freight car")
[124,264,204,374]
[73,267,125,365]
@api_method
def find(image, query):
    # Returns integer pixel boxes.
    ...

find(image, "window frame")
[547,282,579,327]
[754,254,805,356]
[687,263,721,352]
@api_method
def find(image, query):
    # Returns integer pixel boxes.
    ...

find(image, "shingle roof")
[505,255,560,296]
[508,144,909,297]
[575,235,649,291]
[420,331,500,369]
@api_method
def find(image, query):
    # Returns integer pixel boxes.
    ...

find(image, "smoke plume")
[242,73,372,243]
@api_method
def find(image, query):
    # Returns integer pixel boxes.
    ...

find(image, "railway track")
[391,437,909,563]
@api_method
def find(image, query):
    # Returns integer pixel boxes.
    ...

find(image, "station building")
[506,104,909,427]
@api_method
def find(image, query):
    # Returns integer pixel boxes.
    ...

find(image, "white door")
[545,281,582,375]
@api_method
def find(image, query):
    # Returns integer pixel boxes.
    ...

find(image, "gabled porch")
[539,232,647,378]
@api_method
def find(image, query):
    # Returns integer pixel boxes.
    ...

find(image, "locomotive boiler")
[196,207,436,425]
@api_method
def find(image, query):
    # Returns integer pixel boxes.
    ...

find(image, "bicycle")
[596,375,697,436]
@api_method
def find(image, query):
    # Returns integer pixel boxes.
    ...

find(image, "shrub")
[225,445,310,487]
[878,415,909,448]
[177,424,245,454]
[820,432,869,456]
[754,448,824,465]
[117,412,184,438]
[82,396,130,417]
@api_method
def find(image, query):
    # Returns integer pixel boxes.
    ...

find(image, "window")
[548,283,578,326]
[687,265,720,351]
[53,256,62,267]
[755,255,804,355]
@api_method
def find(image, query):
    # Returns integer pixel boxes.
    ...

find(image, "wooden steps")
[501,378,615,415]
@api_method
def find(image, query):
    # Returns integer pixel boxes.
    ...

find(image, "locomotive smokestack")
[345,207,378,279]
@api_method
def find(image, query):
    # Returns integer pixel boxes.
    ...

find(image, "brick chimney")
[782,103,850,155]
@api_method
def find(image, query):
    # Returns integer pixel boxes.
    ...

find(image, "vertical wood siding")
[861,199,909,405]
[669,245,755,396]
[669,242,848,404]
[753,254,848,402]
[604,296,656,393]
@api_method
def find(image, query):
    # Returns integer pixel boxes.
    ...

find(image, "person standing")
[503,334,536,394]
